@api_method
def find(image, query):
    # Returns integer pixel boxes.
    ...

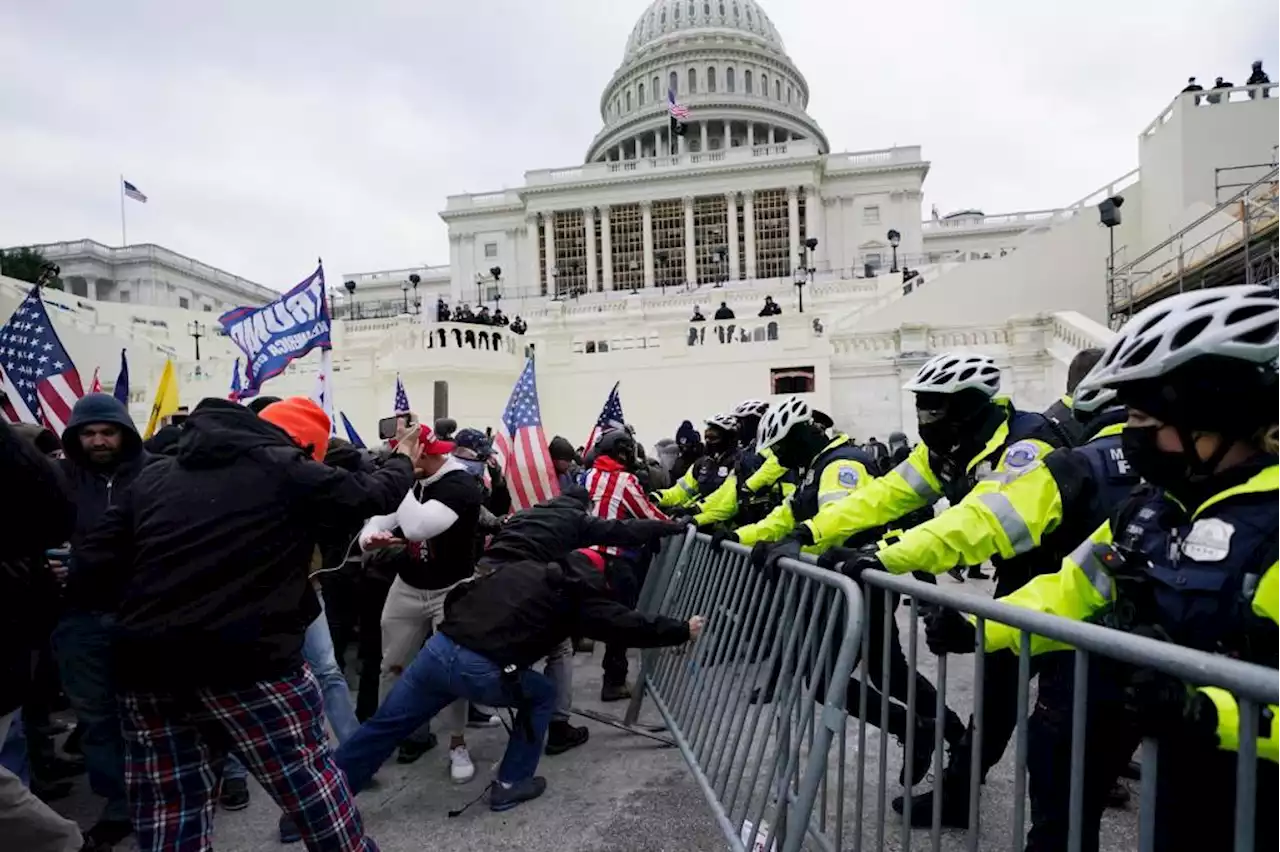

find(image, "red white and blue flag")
[492,358,559,511]
[122,179,148,203]
[584,381,625,452]
[668,88,690,120]
[0,287,85,433]
[394,374,411,414]
[228,358,243,401]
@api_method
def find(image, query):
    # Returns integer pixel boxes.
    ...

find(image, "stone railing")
[825,146,924,170]
[570,315,821,356]
[1049,311,1113,354]
[343,265,450,287]
[1141,83,1278,139]
[526,139,822,186]
[442,189,524,212]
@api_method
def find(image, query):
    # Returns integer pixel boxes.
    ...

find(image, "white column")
[583,207,598,292]
[744,191,757,279]
[747,123,755,147]
[725,192,740,280]
[661,126,669,157]
[787,187,800,274]
[641,201,655,290]
[806,186,823,257]
[723,120,731,150]
[683,195,697,286]
[524,215,539,297]
[768,126,775,145]
[543,212,557,297]
[699,121,709,153]
[601,205,614,291]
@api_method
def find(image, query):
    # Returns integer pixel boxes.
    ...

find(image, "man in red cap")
[357,422,486,782]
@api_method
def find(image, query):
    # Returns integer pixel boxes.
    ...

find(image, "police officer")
[840,372,1138,825]
[1042,347,1104,447]
[929,285,1279,851]
[693,399,793,529]
[653,414,740,513]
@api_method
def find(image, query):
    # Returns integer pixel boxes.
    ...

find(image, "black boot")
[966,565,988,580]
[600,682,631,702]
[895,715,936,788]
[946,567,966,583]
[545,720,590,755]
[892,741,973,829]
[396,731,438,764]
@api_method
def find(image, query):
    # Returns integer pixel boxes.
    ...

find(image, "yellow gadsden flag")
[143,359,180,439]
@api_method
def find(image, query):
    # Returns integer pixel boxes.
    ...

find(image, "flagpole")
[119,174,127,246]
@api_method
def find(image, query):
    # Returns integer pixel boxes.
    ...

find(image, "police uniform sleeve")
[804,442,942,551]
[1197,562,1279,764]
[656,465,699,509]
[734,498,795,546]
[876,441,1066,575]
[692,474,738,526]
[982,521,1116,655]
[744,448,787,493]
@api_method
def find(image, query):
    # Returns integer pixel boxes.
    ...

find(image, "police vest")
[692,449,739,498]
[1042,397,1084,448]
[1047,431,1141,553]
[1110,476,1279,661]
[790,441,875,524]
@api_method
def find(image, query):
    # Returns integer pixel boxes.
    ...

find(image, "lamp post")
[655,251,668,293]
[793,237,818,313]
[1098,195,1125,324]
[550,266,562,301]
[489,266,502,313]
[409,273,421,314]
[187,320,204,375]
[628,260,640,294]
[887,229,901,273]
[343,279,357,319]
[714,246,728,288]
[401,279,410,314]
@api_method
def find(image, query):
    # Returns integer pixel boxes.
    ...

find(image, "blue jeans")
[54,611,129,822]
[225,597,359,783]
[0,713,29,783]
[335,633,554,793]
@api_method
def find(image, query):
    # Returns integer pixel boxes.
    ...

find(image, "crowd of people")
[2,285,1275,851]
[689,295,783,322]
[435,299,527,335]
[1181,60,1271,102]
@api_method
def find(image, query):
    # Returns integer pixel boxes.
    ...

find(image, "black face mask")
[917,420,962,454]
[1121,425,1190,492]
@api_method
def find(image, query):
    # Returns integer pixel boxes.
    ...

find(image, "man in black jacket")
[50,392,151,845]
[69,397,417,852]
[0,419,105,852]
[333,547,702,812]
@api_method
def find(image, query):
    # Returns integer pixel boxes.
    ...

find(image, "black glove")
[817,544,881,581]
[710,530,738,552]
[1124,668,1209,742]
[660,520,689,536]
[924,608,977,655]
[647,492,663,505]
[751,535,805,577]
[668,506,695,520]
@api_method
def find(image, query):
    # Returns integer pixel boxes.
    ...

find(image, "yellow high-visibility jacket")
[693,447,789,526]
[984,465,1280,764]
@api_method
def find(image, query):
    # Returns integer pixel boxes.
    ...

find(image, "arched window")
[775,79,781,100]
[707,66,716,92]
[726,67,736,92]
[625,90,632,111]
[674,3,680,19]
[669,71,678,96]
[786,85,792,103]
[688,67,697,93]
[760,73,768,96]
[744,69,753,94]
[653,75,660,99]
[638,82,646,105]
[703,1,711,15]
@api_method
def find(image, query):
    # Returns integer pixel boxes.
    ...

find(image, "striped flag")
[122,179,148,203]
[668,88,690,119]
[491,357,559,511]
[393,374,410,414]
[229,358,243,401]
[584,381,625,452]
[90,367,102,393]
[0,286,85,433]
[310,350,337,436]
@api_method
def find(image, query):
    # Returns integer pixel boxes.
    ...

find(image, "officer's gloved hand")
[1124,668,1210,743]
[710,530,738,552]
[647,492,663,505]
[752,527,813,576]
[817,544,881,581]
[668,506,695,520]
[924,608,977,655]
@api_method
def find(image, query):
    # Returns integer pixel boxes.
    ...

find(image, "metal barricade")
[622,529,866,852]
[849,569,1279,852]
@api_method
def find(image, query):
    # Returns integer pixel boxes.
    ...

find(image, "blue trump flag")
[111,349,130,405]
[340,411,366,448]
[218,265,331,396]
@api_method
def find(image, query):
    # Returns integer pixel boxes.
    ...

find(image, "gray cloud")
[1,0,1275,289]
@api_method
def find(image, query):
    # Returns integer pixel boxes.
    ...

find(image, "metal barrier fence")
[616,530,1277,852]
[624,529,866,852]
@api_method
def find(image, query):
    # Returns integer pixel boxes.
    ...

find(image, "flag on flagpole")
[340,412,366,449]
[143,359,180,439]
[122,179,148,203]
[491,358,559,511]
[310,350,337,435]
[219,264,330,397]
[668,88,690,119]
[112,349,130,405]
[229,358,243,401]
[393,374,410,414]
[0,286,86,432]
[584,382,625,451]
[90,368,102,393]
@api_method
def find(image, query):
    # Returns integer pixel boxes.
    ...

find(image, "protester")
[549,435,582,491]
[1247,60,1270,96]
[1207,75,1234,104]
[758,296,782,317]
[672,420,703,479]
[690,306,705,322]
[714,301,735,320]
[52,392,153,846]
[510,316,528,335]
[67,397,418,852]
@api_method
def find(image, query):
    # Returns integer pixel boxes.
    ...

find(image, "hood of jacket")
[62,393,142,469]
[176,399,304,469]
[547,487,592,511]
[592,455,627,474]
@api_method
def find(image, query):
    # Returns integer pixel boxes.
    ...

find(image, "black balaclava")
[772,422,830,471]
[704,425,735,457]
[739,415,762,449]
[915,388,1001,461]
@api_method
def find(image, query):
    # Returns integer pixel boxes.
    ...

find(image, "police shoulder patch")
[837,464,860,489]
[1002,441,1041,471]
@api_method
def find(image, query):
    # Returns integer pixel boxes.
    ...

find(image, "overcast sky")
[1,0,1275,290]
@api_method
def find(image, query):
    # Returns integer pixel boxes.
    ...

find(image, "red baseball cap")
[418,423,455,455]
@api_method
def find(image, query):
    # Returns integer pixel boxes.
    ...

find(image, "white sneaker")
[449,745,476,784]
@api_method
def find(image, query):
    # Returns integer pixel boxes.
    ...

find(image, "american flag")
[584,381,625,452]
[492,358,559,511]
[668,88,690,120]
[394,374,411,414]
[228,357,243,401]
[89,367,102,393]
[122,179,148,203]
[0,287,85,433]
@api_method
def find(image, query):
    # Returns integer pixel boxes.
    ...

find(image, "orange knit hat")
[259,397,330,462]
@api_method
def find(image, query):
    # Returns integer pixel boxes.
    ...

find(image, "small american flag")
[122,179,148,203]
[668,88,690,120]
[0,287,85,433]
[492,358,559,511]
[393,374,411,414]
[584,381,625,452]
[228,357,243,401]
[90,367,102,393]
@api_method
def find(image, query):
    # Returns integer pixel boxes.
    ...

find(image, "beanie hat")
[548,435,579,463]
[676,420,699,447]
[259,397,330,462]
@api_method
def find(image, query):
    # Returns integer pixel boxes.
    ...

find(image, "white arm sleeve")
[357,512,400,550]
[396,491,460,542]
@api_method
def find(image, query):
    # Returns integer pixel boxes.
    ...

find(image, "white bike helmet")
[705,413,739,433]
[1070,382,1117,415]
[1082,285,1278,390]
[904,353,1001,397]
[756,396,812,451]
[734,399,769,418]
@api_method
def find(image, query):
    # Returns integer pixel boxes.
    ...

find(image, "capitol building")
[3,0,1277,445]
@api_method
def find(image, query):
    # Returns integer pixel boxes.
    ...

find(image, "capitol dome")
[585,0,826,163]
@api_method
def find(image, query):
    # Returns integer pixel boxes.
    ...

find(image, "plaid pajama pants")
[120,666,378,852]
